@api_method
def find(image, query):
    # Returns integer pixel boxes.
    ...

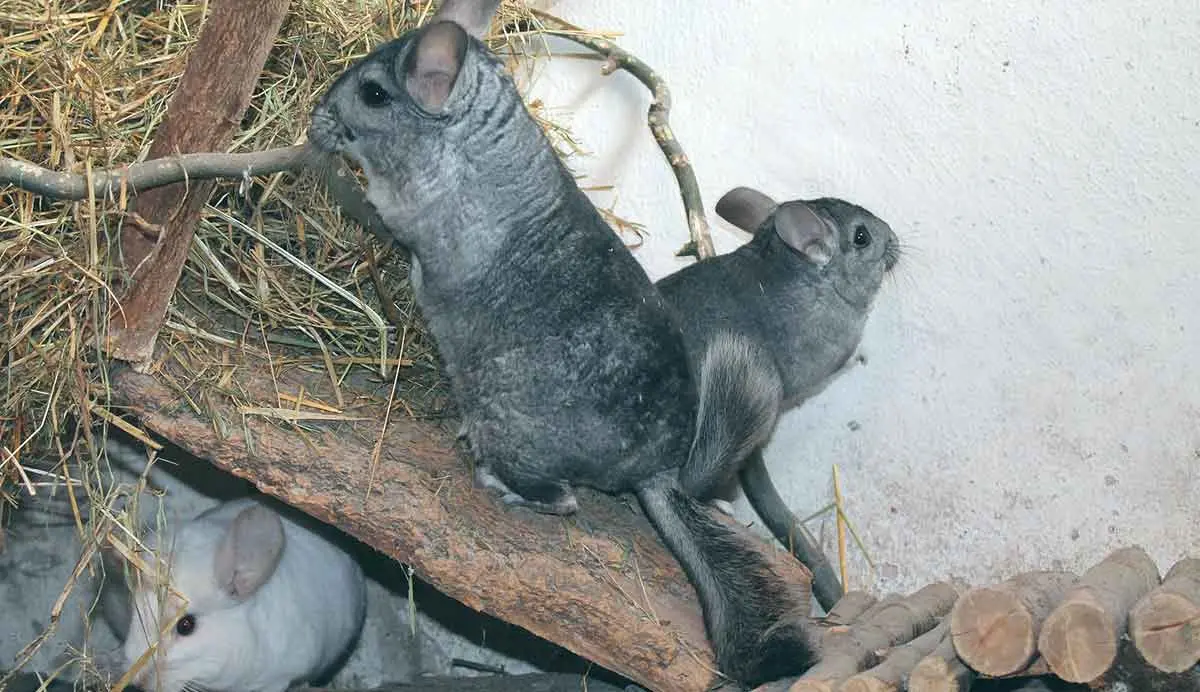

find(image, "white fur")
[122,498,366,692]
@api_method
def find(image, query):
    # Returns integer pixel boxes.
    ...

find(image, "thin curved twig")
[0,18,715,262]
[527,10,715,261]
[0,145,311,201]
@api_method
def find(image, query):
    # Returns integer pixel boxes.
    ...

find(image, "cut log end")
[1039,546,1161,683]
[950,571,1078,678]
[951,588,1036,676]
[1037,599,1119,682]
[1131,591,1200,673]
[908,655,972,692]
[838,678,894,692]
[909,632,977,692]
[1130,557,1200,674]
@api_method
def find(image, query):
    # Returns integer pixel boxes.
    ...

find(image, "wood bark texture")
[108,0,292,366]
[785,582,961,692]
[950,571,1078,677]
[108,354,814,692]
[1130,557,1200,673]
[1037,546,1161,682]
[908,629,978,692]
[839,620,951,692]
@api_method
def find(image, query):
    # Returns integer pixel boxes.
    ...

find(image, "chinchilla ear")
[213,504,285,601]
[774,201,836,267]
[430,0,501,39]
[715,186,779,234]
[402,21,469,112]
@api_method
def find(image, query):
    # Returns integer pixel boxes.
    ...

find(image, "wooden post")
[107,0,292,367]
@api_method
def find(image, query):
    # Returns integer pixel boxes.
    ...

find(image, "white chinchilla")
[121,496,366,692]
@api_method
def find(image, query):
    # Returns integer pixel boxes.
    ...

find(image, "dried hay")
[0,0,633,682]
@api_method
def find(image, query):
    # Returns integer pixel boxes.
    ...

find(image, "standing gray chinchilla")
[306,0,817,686]
[656,186,900,609]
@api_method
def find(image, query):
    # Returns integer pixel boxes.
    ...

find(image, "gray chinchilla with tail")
[657,186,899,609]
[307,0,817,686]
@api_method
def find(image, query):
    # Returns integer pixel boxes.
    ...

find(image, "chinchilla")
[656,186,899,608]
[306,1,817,686]
[116,497,366,692]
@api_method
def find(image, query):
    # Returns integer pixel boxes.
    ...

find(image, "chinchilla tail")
[635,473,818,686]
[680,331,782,499]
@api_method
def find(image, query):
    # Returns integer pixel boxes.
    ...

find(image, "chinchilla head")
[121,502,286,692]
[716,186,900,308]
[307,0,556,258]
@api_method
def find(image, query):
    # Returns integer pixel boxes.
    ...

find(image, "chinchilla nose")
[324,104,356,143]
[307,105,354,151]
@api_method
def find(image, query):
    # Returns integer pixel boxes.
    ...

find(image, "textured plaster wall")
[528,0,1200,594]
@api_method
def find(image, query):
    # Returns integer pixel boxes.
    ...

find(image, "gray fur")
[656,187,899,602]
[309,4,816,686]
[659,192,897,413]
[683,332,781,499]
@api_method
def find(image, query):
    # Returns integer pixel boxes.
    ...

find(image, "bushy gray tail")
[680,332,782,499]
[636,475,818,687]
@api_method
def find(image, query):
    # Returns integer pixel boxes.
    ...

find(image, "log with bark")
[1130,557,1200,673]
[106,351,813,692]
[907,628,977,692]
[745,583,961,692]
[100,359,1200,692]
[748,549,1200,692]
[1036,546,1161,682]
[949,571,1079,677]
[105,0,292,368]
[912,552,1200,692]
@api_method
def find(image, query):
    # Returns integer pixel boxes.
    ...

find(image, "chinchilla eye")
[852,224,872,248]
[176,613,197,636]
[358,80,391,108]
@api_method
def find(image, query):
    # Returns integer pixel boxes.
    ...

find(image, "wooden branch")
[788,582,961,692]
[824,591,879,625]
[0,146,307,201]
[106,0,292,367]
[317,156,395,246]
[950,571,1078,677]
[1129,557,1200,673]
[1037,546,1161,682]
[528,10,715,261]
[840,620,951,692]
[106,353,755,692]
[908,628,977,692]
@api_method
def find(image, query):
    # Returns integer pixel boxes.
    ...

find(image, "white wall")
[527,0,1200,594]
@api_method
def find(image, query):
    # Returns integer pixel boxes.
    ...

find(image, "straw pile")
[0,0,629,679]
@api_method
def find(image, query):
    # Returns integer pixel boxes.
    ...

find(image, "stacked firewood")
[754,547,1200,692]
